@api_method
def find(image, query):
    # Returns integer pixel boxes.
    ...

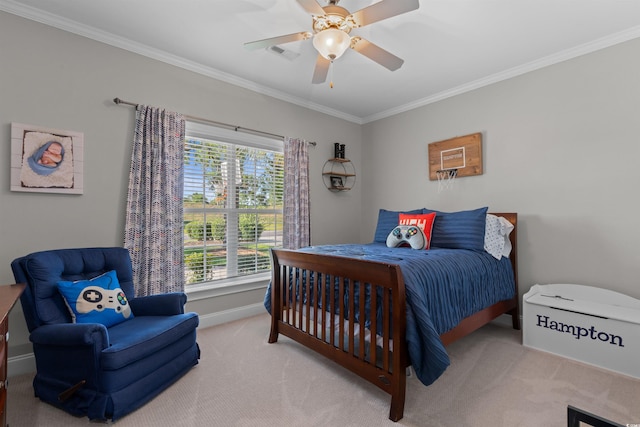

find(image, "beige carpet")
[7,314,640,426]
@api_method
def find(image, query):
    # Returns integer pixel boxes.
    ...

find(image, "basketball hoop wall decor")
[428,133,482,191]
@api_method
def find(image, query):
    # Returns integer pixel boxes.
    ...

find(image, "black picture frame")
[330,176,344,188]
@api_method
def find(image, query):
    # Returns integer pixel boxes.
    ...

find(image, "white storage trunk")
[523,283,640,379]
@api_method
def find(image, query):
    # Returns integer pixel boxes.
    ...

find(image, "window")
[183,122,284,287]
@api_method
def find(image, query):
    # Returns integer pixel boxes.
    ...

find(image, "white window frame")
[184,121,283,300]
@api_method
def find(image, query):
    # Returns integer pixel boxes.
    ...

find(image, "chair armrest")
[30,323,109,349]
[129,292,187,316]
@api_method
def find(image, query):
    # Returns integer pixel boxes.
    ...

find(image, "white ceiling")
[2,0,640,123]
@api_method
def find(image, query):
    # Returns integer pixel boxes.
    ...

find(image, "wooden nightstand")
[0,283,26,427]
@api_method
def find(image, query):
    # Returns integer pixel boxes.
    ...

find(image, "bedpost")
[389,383,406,422]
[490,212,521,331]
[268,249,280,343]
[389,264,407,422]
[505,213,520,330]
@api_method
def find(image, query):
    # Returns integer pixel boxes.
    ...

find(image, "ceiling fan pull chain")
[329,61,335,88]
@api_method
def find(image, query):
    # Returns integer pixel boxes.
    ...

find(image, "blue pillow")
[423,207,488,251]
[58,270,134,327]
[373,208,424,243]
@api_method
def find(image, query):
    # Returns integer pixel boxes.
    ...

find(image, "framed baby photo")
[10,122,84,194]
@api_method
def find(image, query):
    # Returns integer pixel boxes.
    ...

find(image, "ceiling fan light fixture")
[312,28,351,61]
[245,0,420,85]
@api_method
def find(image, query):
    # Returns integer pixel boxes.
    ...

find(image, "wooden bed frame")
[268,212,520,422]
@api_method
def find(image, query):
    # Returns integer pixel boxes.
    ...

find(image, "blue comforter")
[264,243,515,386]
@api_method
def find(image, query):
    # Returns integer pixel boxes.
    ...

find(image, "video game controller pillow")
[386,225,427,250]
[57,270,133,328]
[398,212,436,249]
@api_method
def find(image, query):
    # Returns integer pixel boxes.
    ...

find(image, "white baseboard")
[7,302,267,378]
[492,312,523,328]
[196,302,266,329]
[7,353,35,378]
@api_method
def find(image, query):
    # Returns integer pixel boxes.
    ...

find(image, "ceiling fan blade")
[351,0,419,27]
[244,32,312,50]
[351,37,404,71]
[297,0,326,16]
[312,54,331,84]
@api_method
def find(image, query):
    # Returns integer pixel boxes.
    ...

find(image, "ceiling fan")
[244,0,420,85]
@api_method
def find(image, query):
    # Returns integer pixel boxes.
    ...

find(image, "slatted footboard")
[268,248,408,422]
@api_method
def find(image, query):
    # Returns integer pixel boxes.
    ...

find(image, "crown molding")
[363,25,640,123]
[0,0,363,124]
[2,0,638,125]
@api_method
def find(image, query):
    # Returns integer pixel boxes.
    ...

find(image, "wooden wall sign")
[428,132,483,181]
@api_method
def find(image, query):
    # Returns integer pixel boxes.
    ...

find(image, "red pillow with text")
[398,212,437,249]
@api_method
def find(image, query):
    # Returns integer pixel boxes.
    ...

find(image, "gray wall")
[0,12,362,361]
[361,37,640,300]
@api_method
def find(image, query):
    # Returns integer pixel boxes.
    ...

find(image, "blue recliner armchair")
[11,247,200,421]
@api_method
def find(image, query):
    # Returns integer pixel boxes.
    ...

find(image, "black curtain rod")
[113,97,316,146]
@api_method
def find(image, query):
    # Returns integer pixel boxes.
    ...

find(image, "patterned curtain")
[283,137,311,249]
[124,105,185,296]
